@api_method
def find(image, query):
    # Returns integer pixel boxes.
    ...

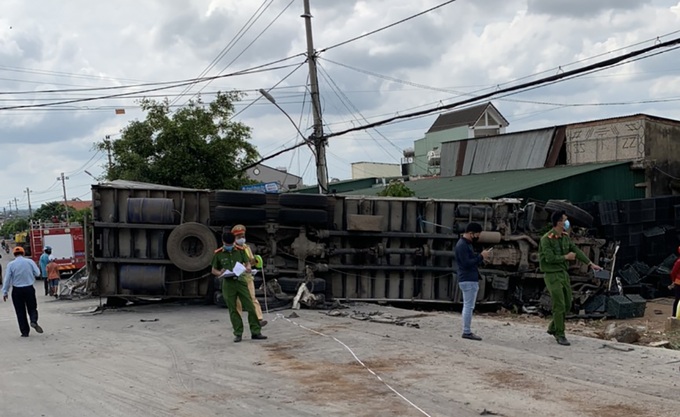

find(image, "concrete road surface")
[1,254,679,417]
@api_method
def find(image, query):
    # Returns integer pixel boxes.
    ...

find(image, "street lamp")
[258,89,313,152]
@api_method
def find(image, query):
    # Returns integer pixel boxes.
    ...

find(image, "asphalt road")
[1,253,679,417]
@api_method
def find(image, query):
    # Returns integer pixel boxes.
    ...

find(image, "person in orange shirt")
[231,224,266,327]
[670,246,680,317]
[46,255,60,297]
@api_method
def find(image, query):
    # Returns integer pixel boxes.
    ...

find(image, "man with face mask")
[231,224,266,327]
[455,222,491,341]
[539,210,602,346]
[211,232,267,343]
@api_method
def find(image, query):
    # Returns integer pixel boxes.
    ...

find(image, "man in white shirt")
[2,246,43,337]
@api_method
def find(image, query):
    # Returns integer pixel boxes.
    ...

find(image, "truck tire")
[166,222,217,272]
[278,208,328,225]
[214,191,267,206]
[213,206,267,224]
[279,193,328,209]
[544,200,594,228]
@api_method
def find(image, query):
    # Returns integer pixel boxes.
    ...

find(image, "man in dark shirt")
[455,222,491,341]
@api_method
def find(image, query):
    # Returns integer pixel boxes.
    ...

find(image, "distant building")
[66,200,92,211]
[405,102,509,176]
[246,164,303,191]
[351,162,401,179]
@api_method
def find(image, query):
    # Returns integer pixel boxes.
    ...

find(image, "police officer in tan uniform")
[231,225,266,327]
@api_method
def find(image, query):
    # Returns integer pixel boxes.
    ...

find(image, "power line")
[244,35,680,170]
[182,0,296,106]
[0,61,305,111]
[319,0,458,52]
[171,0,275,107]
[325,36,680,139]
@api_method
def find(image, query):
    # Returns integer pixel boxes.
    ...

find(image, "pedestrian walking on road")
[47,255,60,297]
[455,222,491,341]
[39,246,52,296]
[539,210,602,346]
[231,224,267,327]
[212,232,267,343]
[2,246,43,337]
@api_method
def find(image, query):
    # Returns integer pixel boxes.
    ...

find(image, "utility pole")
[58,172,70,223]
[13,197,19,215]
[104,135,113,171]
[24,188,33,218]
[302,0,328,194]
[7,201,11,215]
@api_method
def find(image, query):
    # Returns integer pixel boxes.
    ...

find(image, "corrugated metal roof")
[426,103,490,133]
[440,127,556,177]
[341,162,628,199]
[98,180,205,191]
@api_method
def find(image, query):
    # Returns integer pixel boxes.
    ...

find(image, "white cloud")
[0,0,679,209]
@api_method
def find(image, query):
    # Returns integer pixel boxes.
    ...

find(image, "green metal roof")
[341,162,629,199]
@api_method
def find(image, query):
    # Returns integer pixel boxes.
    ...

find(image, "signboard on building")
[566,120,645,164]
[241,182,281,193]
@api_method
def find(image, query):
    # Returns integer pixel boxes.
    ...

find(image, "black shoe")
[462,333,482,341]
[556,336,571,346]
[30,322,43,334]
[547,329,556,336]
[259,320,268,327]
[233,335,242,343]
[20,334,28,338]
[252,333,268,340]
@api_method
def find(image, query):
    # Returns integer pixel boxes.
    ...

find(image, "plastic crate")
[619,265,641,285]
[607,295,635,319]
[625,294,647,318]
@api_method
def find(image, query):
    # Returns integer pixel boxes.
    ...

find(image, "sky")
[0,0,679,213]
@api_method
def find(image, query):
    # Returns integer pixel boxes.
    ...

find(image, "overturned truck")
[87,181,609,308]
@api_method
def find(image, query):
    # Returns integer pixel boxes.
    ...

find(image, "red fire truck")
[29,221,86,278]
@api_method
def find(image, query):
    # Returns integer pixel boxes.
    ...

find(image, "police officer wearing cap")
[39,245,52,296]
[2,246,43,337]
[231,224,266,327]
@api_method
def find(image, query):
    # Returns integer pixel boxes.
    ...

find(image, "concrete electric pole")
[24,188,33,218]
[302,0,328,194]
[58,172,70,223]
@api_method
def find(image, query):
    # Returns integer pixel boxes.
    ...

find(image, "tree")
[378,180,416,197]
[0,218,29,237]
[97,92,259,189]
[32,201,75,222]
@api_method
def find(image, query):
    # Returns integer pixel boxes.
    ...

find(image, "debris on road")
[649,340,671,348]
[604,323,641,343]
[58,267,90,300]
[600,343,635,352]
[140,318,159,323]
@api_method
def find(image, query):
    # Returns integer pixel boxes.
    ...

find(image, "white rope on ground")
[274,313,434,417]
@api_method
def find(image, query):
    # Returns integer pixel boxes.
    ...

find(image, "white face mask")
[235,238,246,245]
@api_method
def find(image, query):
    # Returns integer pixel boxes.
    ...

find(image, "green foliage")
[32,201,75,222]
[377,180,416,197]
[0,217,29,237]
[97,92,259,189]
[72,208,92,224]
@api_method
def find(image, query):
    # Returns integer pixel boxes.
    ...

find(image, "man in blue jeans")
[455,222,491,341]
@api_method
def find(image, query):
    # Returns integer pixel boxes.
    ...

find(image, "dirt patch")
[484,369,543,392]
[263,342,400,407]
[584,404,653,417]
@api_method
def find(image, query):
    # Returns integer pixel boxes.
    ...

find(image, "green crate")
[607,295,635,319]
[625,294,647,318]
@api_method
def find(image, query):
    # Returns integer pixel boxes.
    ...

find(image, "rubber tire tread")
[279,193,328,209]
[278,208,328,225]
[214,190,267,206]
[166,222,218,272]
[544,200,594,228]
[213,206,267,224]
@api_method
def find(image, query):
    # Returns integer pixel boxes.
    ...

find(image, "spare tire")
[166,222,218,272]
[279,193,328,209]
[213,206,267,224]
[214,190,267,206]
[279,208,328,225]
[544,200,594,228]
